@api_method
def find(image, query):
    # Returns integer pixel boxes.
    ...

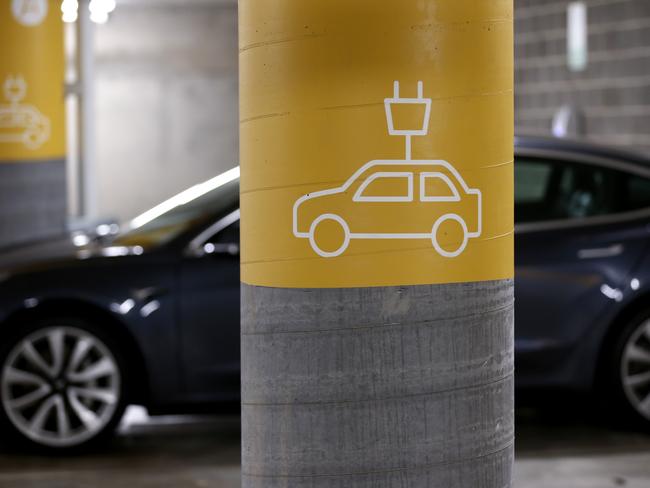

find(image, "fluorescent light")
[129,166,240,229]
[567,2,588,72]
[61,0,79,23]
[62,0,117,23]
[89,0,117,23]
[90,9,109,23]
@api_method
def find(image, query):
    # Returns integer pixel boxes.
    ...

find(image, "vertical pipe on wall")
[240,1,514,486]
[77,1,97,220]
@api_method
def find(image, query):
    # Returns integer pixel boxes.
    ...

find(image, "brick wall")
[515,0,650,154]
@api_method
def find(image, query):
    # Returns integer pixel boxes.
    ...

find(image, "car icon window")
[353,171,413,202]
[420,172,460,202]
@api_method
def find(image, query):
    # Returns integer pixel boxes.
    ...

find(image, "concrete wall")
[91,0,650,221]
[93,0,238,222]
[515,0,650,153]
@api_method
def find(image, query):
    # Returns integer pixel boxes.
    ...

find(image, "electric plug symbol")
[384,81,432,160]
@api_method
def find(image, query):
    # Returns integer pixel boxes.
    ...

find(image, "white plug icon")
[384,81,432,160]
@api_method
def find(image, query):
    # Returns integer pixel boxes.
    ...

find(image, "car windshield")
[112,168,240,249]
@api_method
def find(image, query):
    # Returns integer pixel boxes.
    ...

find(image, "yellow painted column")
[0,0,66,245]
[240,0,513,289]
[240,1,514,487]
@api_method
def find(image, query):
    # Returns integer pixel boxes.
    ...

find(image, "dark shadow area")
[515,390,650,487]
[516,389,650,459]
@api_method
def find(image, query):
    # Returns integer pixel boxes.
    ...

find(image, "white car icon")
[293,160,482,258]
[0,75,50,150]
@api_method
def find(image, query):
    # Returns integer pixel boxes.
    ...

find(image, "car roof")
[515,134,650,167]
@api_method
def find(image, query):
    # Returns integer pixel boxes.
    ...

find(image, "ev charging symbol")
[292,81,483,259]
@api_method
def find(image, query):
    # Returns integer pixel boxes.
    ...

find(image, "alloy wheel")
[621,319,650,420]
[1,326,121,447]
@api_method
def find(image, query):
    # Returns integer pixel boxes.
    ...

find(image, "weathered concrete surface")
[241,280,514,487]
[0,159,66,247]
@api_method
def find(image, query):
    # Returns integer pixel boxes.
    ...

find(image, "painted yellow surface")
[0,0,65,161]
[240,0,513,288]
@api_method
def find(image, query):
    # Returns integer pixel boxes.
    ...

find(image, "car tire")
[0,317,129,452]
[602,310,650,428]
[431,214,468,258]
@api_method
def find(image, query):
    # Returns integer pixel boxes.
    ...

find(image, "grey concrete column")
[241,280,514,487]
[0,160,66,247]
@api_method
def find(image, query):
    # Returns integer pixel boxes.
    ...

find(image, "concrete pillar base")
[241,280,514,487]
[0,159,66,248]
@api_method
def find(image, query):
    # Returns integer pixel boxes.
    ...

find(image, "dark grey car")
[2,136,650,451]
[515,136,650,418]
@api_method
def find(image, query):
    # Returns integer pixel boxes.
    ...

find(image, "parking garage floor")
[1,397,650,488]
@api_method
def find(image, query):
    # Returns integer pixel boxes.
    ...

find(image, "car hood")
[0,236,144,276]
[0,236,77,270]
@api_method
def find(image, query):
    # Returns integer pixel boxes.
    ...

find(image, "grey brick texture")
[515,0,650,153]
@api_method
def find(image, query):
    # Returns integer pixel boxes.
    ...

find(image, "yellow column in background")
[0,0,66,247]
[0,0,65,162]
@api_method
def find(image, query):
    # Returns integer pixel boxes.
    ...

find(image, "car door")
[178,210,241,402]
[514,152,650,385]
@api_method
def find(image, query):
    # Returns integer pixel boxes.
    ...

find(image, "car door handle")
[577,244,624,259]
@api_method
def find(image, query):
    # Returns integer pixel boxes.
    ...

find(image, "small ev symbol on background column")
[11,0,48,26]
[0,75,51,150]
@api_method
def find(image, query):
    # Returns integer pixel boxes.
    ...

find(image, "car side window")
[625,175,650,212]
[515,161,552,205]
[420,172,459,202]
[354,172,413,202]
[515,157,650,224]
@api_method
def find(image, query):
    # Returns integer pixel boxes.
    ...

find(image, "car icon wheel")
[308,214,350,258]
[432,214,468,258]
